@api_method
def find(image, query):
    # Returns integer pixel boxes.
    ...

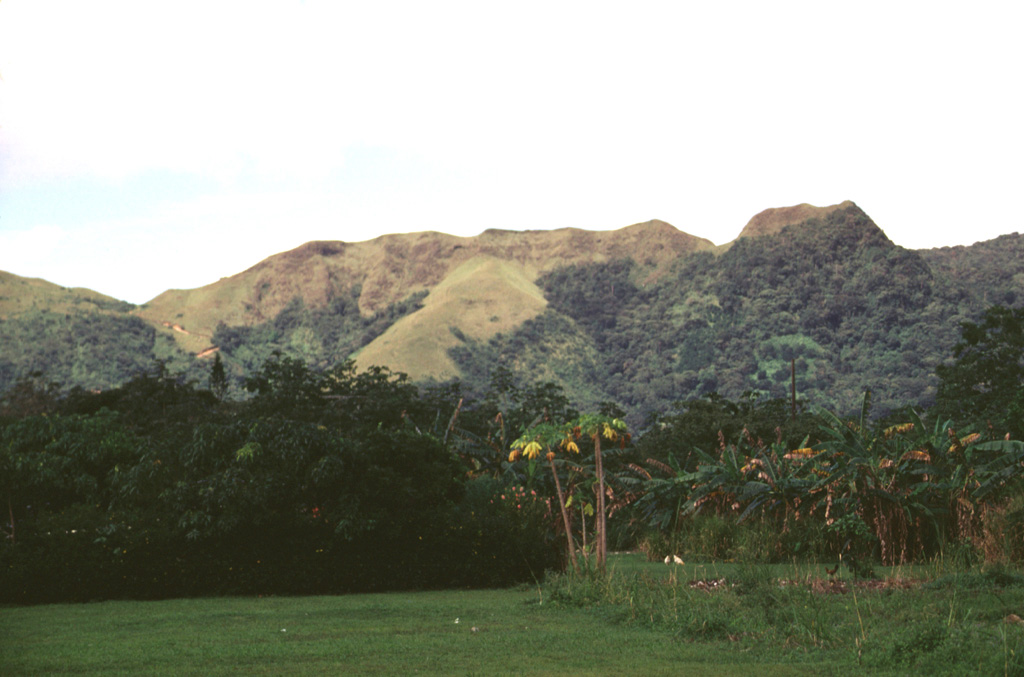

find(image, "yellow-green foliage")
[0,271,133,318]
[354,256,547,381]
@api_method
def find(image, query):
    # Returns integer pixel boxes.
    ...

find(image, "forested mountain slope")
[466,204,987,418]
[2,202,1022,422]
[0,272,198,391]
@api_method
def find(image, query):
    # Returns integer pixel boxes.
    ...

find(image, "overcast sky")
[1,1,1021,304]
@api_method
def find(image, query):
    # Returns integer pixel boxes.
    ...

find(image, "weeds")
[924,563,1024,591]
[545,553,1024,674]
[637,515,835,564]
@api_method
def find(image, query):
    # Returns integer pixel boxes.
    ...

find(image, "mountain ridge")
[6,200,1024,423]
[132,216,720,356]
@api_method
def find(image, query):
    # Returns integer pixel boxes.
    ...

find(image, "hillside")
[3,201,1024,423]
[0,271,134,318]
[734,200,855,240]
[917,232,1024,307]
[528,204,956,416]
[135,220,714,353]
[0,272,200,391]
[352,256,548,380]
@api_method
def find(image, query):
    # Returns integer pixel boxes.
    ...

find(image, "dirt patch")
[684,576,924,595]
[792,577,923,594]
[688,577,732,592]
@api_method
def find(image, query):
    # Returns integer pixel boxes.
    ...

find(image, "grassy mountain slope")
[136,221,714,356]
[732,200,855,241]
[352,256,548,380]
[5,201,1024,424]
[0,271,134,318]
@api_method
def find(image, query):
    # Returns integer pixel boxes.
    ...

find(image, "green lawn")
[0,589,798,676]
[2,555,1022,676]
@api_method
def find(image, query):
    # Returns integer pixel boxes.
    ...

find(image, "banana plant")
[633,451,702,533]
[735,439,819,530]
[680,430,755,520]
[811,396,982,564]
[810,392,912,563]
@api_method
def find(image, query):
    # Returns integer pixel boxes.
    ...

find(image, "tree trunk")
[549,456,578,571]
[6,495,14,544]
[594,434,606,570]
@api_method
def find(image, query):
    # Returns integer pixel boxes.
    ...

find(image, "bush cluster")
[0,358,559,604]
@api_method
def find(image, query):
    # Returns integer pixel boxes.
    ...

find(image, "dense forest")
[4,304,1024,603]
[0,310,198,392]
[455,205,1024,421]
[0,358,566,603]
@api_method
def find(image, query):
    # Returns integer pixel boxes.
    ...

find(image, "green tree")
[572,414,628,570]
[506,413,629,571]
[510,422,581,569]
[936,305,1024,437]
[209,352,228,400]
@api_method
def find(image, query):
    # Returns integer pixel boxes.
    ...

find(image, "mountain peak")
[621,218,677,232]
[737,201,858,240]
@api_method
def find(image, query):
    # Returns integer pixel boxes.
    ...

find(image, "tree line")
[0,357,566,603]
[3,304,1024,602]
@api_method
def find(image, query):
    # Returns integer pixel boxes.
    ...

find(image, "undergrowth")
[544,559,1024,675]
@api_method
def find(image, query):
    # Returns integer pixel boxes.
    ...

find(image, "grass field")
[3,555,1023,676]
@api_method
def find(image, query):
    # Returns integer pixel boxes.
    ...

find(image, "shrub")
[434,477,560,588]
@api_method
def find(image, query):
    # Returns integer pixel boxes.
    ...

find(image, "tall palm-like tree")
[571,414,629,570]
[510,422,581,570]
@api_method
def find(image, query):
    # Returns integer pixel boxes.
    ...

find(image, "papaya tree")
[570,414,629,570]
[508,414,629,571]
[510,421,581,570]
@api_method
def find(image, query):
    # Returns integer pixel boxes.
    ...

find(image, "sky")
[1,1,1022,305]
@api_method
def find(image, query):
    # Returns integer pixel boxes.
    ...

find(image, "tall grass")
[637,514,833,564]
[545,554,1024,675]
